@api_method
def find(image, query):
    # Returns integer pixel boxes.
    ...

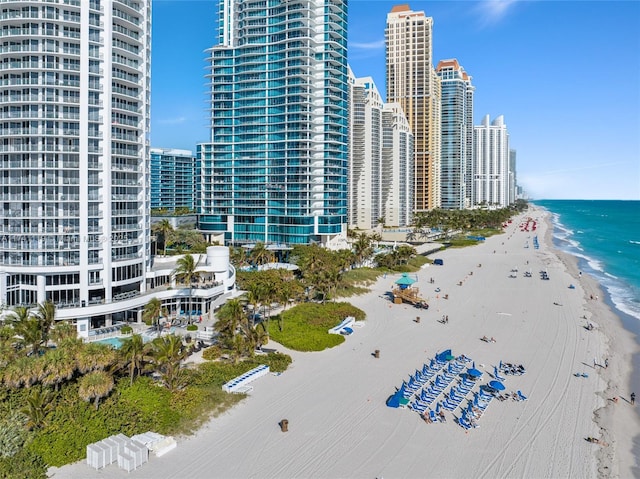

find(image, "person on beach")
[631,392,636,405]
[604,358,609,369]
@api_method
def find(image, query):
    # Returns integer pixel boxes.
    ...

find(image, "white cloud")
[157,116,186,125]
[475,0,519,27]
[350,39,385,50]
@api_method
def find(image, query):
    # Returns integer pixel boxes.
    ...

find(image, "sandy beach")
[51,206,639,479]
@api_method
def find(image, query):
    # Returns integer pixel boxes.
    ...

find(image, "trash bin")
[374,350,380,359]
[280,419,288,432]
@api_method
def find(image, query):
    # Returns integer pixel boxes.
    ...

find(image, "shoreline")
[51,206,639,479]
[546,209,640,478]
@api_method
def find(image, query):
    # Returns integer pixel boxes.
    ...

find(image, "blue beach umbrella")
[488,380,506,391]
[468,368,483,378]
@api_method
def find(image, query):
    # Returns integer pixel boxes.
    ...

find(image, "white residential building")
[348,71,413,230]
[381,103,413,227]
[0,0,234,336]
[473,115,511,208]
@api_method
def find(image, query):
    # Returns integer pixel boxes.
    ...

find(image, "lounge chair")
[517,390,528,401]
[493,366,506,381]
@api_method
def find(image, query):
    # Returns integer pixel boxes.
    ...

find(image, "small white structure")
[222,364,270,393]
[328,316,356,335]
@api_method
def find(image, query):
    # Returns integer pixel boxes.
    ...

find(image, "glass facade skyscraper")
[198,0,349,247]
[150,148,197,212]
[437,59,474,210]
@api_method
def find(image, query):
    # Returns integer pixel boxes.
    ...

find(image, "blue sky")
[151,1,640,200]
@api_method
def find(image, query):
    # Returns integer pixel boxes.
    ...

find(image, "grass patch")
[268,302,365,351]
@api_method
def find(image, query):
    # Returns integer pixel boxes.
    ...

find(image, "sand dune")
[52,207,639,479]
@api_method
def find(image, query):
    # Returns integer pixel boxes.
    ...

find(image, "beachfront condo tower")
[436,59,475,210]
[386,4,441,212]
[197,0,349,248]
[473,115,511,208]
[0,0,152,328]
[348,68,413,229]
[150,148,198,212]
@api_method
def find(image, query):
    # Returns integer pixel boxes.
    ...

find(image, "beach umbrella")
[488,380,506,391]
[468,368,483,378]
[472,361,476,369]
[499,360,503,370]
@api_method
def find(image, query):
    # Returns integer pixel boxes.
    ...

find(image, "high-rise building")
[151,148,197,212]
[473,115,511,208]
[0,1,236,335]
[381,103,414,227]
[386,4,441,212]
[198,0,349,248]
[348,69,413,229]
[508,149,517,204]
[436,59,474,210]
[348,72,383,230]
[0,0,150,322]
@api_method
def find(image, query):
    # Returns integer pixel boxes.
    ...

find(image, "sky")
[151,1,640,200]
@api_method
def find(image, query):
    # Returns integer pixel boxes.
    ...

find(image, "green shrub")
[186,324,198,331]
[0,447,47,479]
[268,302,365,351]
[120,325,133,334]
[202,345,222,360]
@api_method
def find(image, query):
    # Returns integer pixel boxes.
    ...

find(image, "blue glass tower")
[198,0,349,247]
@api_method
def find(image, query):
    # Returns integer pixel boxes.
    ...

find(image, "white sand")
[51,207,639,479]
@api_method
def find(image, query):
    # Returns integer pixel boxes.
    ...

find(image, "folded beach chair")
[429,410,439,423]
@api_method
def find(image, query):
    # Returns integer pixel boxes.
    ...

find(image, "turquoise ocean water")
[533,200,640,323]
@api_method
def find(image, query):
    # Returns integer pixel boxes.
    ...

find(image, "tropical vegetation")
[0,302,292,478]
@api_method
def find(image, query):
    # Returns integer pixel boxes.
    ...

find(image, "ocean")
[533,200,640,323]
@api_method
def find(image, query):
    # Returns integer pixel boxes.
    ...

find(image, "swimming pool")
[93,337,124,349]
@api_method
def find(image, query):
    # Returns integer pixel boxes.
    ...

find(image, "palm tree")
[76,342,118,374]
[2,356,42,389]
[147,335,187,391]
[174,254,201,324]
[50,320,77,345]
[78,370,114,410]
[9,307,44,357]
[155,219,173,256]
[120,334,146,385]
[21,388,53,430]
[214,298,245,346]
[143,297,167,337]
[36,300,56,345]
[249,242,274,268]
[42,348,76,391]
